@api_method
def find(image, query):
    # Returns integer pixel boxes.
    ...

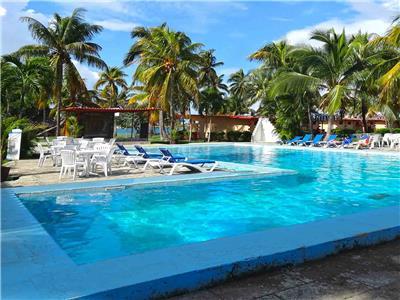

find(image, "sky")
[1,0,398,89]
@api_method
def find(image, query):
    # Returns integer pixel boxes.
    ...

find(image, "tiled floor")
[170,239,400,300]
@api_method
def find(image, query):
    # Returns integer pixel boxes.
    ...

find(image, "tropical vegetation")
[1,7,399,144]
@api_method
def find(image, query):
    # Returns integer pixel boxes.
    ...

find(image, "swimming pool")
[18,145,400,264]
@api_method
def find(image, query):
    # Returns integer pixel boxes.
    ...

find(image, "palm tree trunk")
[307,102,313,134]
[361,98,368,133]
[159,110,165,140]
[326,115,334,137]
[18,91,25,118]
[5,90,9,115]
[147,114,153,141]
[188,107,192,143]
[207,117,212,143]
[43,106,46,124]
[55,62,63,136]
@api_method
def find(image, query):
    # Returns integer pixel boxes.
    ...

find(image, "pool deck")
[171,239,400,300]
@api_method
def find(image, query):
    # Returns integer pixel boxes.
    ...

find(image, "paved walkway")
[170,239,400,300]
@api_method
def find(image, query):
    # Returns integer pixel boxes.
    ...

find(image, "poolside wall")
[80,211,400,300]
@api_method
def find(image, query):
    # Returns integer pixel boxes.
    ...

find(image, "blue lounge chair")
[306,134,324,146]
[146,148,218,175]
[318,134,337,147]
[134,145,164,159]
[341,136,353,148]
[286,136,302,145]
[116,143,135,156]
[297,134,312,146]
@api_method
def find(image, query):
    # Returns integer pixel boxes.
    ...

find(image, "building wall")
[319,119,386,132]
[189,116,258,139]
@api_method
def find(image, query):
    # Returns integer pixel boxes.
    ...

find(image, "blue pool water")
[19,145,400,264]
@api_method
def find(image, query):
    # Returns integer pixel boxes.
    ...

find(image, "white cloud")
[281,0,396,46]
[285,18,391,46]
[94,19,138,32]
[0,6,6,17]
[0,1,50,54]
[72,60,99,90]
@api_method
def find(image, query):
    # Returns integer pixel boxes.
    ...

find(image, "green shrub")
[226,131,242,142]
[66,116,82,138]
[1,116,45,161]
[239,131,252,142]
[392,128,400,133]
[210,131,225,141]
[374,128,391,134]
[331,128,356,137]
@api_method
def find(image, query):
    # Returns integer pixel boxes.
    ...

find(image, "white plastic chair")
[59,150,86,180]
[90,147,115,176]
[382,133,393,147]
[108,138,116,147]
[370,134,382,149]
[92,137,105,143]
[390,134,400,149]
[37,143,52,167]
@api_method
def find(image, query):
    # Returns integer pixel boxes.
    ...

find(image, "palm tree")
[1,55,52,118]
[370,15,400,121]
[95,66,128,107]
[249,41,293,71]
[124,24,203,142]
[198,49,224,87]
[17,8,106,135]
[227,69,252,115]
[95,67,128,137]
[265,29,362,136]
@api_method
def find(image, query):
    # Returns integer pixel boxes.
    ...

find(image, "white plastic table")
[76,149,105,177]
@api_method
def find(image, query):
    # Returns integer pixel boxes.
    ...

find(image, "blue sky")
[1,1,397,88]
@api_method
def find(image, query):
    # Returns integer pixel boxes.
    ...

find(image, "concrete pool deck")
[171,239,400,300]
[2,168,400,299]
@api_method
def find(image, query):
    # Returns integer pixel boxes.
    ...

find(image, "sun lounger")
[306,134,324,147]
[116,143,136,156]
[286,136,302,145]
[134,145,163,158]
[297,134,312,146]
[341,136,353,148]
[319,134,338,147]
[144,148,218,175]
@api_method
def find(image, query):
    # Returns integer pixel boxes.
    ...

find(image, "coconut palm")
[266,29,363,136]
[1,55,52,118]
[198,49,224,87]
[227,69,253,115]
[249,41,293,71]
[124,24,203,142]
[95,66,128,107]
[17,8,106,135]
[370,16,400,120]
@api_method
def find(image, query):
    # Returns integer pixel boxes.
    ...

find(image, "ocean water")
[19,145,400,264]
